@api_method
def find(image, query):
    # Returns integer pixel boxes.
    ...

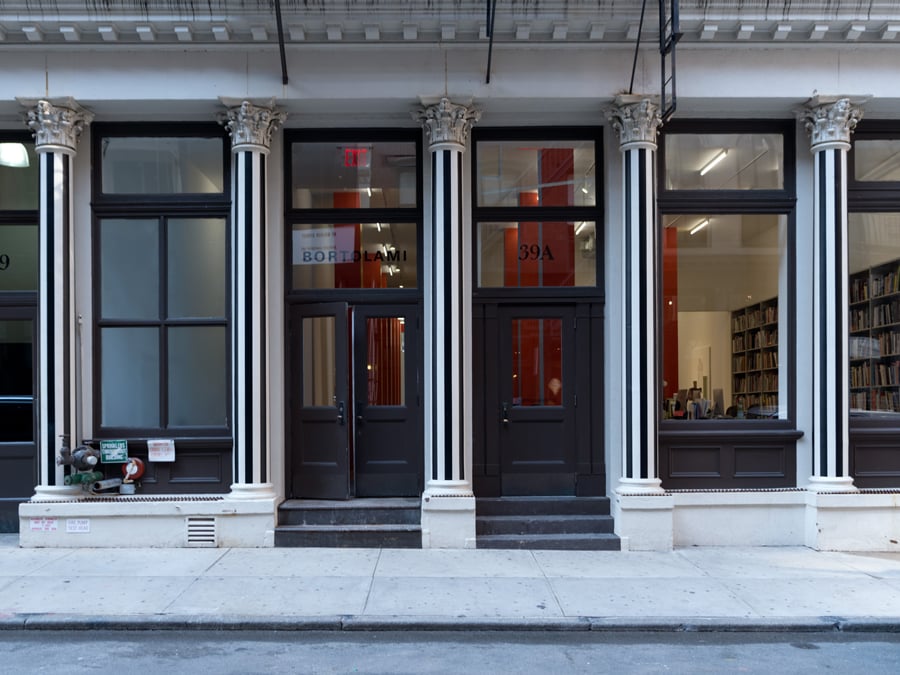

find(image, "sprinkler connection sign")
[99,439,128,463]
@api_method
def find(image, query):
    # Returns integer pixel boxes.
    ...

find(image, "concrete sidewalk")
[1,534,899,632]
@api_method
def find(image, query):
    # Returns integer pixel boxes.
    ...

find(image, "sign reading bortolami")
[292,227,409,265]
[99,439,128,463]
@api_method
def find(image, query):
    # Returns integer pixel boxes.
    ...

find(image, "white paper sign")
[147,438,176,462]
[66,518,90,534]
[30,517,58,532]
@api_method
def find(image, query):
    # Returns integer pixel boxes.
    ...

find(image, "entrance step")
[275,498,422,548]
[476,497,620,550]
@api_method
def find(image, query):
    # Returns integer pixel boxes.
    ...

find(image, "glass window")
[848,213,900,415]
[854,140,900,182]
[0,319,33,443]
[661,214,787,420]
[100,137,224,194]
[303,316,336,407]
[101,327,160,428]
[0,142,39,209]
[478,221,596,287]
[366,317,406,406]
[291,222,416,290]
[168,326,227,426]
[168,218,227,318]
[476,141,596,207]
[0,224,38,291]
[664,133,784,190]
[511,318,563,407]
[291,141,417,209]
[100,219,160,320]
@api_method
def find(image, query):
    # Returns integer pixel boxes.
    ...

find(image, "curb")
[2,614,900,633]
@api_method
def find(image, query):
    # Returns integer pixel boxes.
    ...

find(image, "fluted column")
[221,100,285,499]
[608,96,665,494]
[414,98,480,547]
[26,100,91,498]
[801,96,864,492]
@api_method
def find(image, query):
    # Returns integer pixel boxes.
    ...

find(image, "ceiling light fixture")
[689,218,710,235]
[699,149,728,176]
[0,143,30,168]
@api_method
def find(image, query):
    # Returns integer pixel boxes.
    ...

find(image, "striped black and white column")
[26,100,91,498]
[802,97,863,492]
[414,98,480,547]
[221,101,285,499]
[608,97,665,494]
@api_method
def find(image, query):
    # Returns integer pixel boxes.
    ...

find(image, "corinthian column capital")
[414,98,481,152]
[26,100,93,155]
[607,96,662,151]
[800,96,866,152]
[220,100,287,154]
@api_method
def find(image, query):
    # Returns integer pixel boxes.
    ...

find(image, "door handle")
[501,402,510,425]
[337,401,346,425]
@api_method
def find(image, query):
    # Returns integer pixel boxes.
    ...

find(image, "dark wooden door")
[494,305,578,495]
[290,303,351,499]
[0,307,37,531]
[352,305,421,496]
[290,303,421,499]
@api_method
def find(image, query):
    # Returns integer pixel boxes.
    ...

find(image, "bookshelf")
[849,258,900,412]
[731,297,778,413]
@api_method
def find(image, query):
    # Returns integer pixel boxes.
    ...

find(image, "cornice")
[2,1,900,47]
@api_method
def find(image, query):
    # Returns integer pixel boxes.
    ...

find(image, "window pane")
[366,317,405,406]
[512,319,563,407]
[168,218,227,318]
[100,219,159,320]
[101,137,223,194]
[478,221,596,287]
[168,326,227,427]
[849,213,900,415]
[665,133,784,190]
[291,222,417,290]
[477,141,596,207]
[0,225,38,291]
[661,214,786,420]
[291,141,417,208]
[101,328,159,428]
[303,316,336,407]
[0,319,33,443]
[0,142,38,209]
[854,140,900,181]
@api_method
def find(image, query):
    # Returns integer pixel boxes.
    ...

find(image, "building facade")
[2,0,900,550]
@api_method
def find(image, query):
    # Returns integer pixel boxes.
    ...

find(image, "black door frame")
[287,300,423,499]
[0,300,38,531]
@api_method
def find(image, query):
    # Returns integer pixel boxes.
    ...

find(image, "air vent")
[186,516,217,547]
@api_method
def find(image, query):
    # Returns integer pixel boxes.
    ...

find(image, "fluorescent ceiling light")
[699,149,728,176]
[689,218,710,235]
[0,143,29,168]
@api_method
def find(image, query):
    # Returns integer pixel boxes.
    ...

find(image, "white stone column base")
[612,492,674,551]
[421,484,476,549]
[805,490,900,551]
[616,477,665,495]
[227,482,278,500]
[806,476,857,493]
[30,485,82,501]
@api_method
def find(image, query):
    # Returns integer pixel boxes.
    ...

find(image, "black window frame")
[90,123,232,441]
[471,126,605,302]
[657,119,802,489]
[283,127,423,305]
[0,131,39,301]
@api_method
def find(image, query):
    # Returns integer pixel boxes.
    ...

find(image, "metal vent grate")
[186,516,217,547]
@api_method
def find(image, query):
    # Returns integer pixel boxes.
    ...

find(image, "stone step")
[274,523,422,548]
[476,514,615,536]
[278,498,421,526]
[475,532,621,551]
[476,496,612,517]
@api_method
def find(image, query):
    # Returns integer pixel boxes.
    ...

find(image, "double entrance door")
[289,303,421,499]
[475,302,604,496]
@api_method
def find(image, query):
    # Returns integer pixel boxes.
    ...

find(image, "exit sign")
[343,147,370,168]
